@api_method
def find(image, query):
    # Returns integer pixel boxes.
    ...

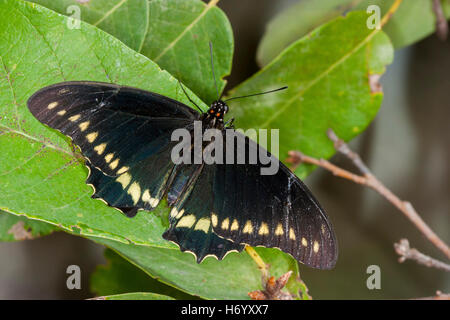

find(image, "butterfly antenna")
[178,80,203,113]
[209,41,220,100]
[224,86,288,102]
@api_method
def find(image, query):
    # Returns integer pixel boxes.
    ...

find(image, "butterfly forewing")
[27,82,199,177]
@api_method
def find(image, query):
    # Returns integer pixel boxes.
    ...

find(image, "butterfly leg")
[224,117,235,128]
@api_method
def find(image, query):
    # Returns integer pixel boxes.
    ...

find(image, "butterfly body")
[27,81,337,269]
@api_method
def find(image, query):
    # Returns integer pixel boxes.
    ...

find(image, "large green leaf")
[0,209,58,241]
[228,11,394,178]
[93,238,303,300]
[29,0,149,52]
[29,0,233,103]
[0,0,205,247]
[91,249,198,300]
[257,0,450,66]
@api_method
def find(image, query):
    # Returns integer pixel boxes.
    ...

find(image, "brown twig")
[432,0,449,41]
[248,271,294,300]
[286,128,450,260]
[394,239,450,272]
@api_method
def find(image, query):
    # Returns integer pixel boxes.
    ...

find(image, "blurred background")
[0,0,448,299]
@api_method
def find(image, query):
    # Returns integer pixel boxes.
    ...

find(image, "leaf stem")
[245,245,269,281]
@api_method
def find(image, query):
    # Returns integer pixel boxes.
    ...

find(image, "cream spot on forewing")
[275,223,284,236]
[104,153,114,163]
[117,166,129,175]
[127,182,141,204]
[194,218,210,233]
[177,215,196,228]
[230,219,239,231]
[221,218,229,230]
[47,102,58,109]
[243,220,253,234]
[211,214,218,227]
[57,110,66,116]
[69,114,80,122]
[313,240,320,253]
[289,228,296,240]
[79,121,89,132]
[301,237,308,247]
[94,143,107,155]
[109,158,119,170]
[116,173,131,188]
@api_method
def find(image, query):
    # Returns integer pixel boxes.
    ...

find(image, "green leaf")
[0,0,205,248]
[92,238,303,300]
[0,209,58,241]
[257,0,450,66]
[29,0,150,52]
[29,0,233,103]
[94,292,174,300]
[228,11,394,178]
[91,249,198,300]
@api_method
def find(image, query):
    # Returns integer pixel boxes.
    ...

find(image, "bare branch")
[432,0,449,41]
[394,239,450,272]
[286,128,450,260]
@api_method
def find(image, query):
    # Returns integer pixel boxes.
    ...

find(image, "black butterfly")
[27,80,337,269]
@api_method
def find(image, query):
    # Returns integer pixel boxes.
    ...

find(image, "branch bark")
[394,239,450,272]
[432,0,449,40]
[286,128,450,261]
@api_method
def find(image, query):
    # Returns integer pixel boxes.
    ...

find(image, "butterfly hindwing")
[173,130,337,269]
[163,164,244,262]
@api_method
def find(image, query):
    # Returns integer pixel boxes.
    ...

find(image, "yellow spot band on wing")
[243,220,253,234]
[301,237,308,247]
[116,173,131,188]
[79,121,90,132]
[175,209,185,219]
[109,158,119,170]
[69,114,80,122]
[313,241,320,253]
[117,166,129,175]
[289,228,296,240]
[57,110,66,116]
[127,182,141,205]
[230,219,239,231]
[94,143,107,155]
[47,102,58,109]
[177,215,196,228]
[104,153,114,163]
[221,218,229,230]
[211,213,218,227]
[275,223,284,236]
[258,222,269,235]
[194,218,210,233]
[86,132,98,143]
